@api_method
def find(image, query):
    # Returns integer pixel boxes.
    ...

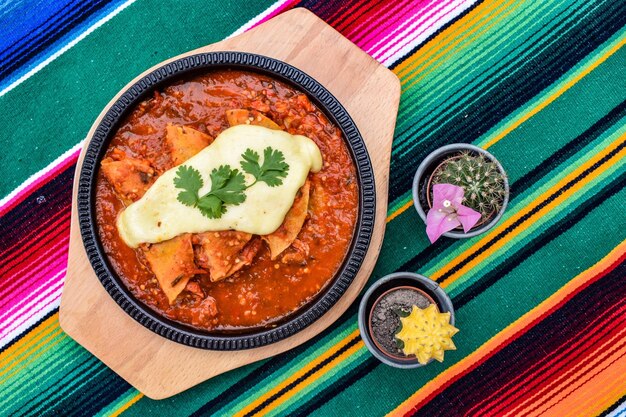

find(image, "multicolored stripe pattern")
[1,0,625,416]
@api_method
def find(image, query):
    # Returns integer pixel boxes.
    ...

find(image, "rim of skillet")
[77,52,376,350]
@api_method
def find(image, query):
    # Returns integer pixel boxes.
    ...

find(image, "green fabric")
[2,0,625,416]
[0,0,276,196]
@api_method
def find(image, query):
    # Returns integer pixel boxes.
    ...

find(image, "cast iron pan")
[77,52,376,350]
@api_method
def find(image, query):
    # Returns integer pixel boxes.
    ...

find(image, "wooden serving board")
[59,8,400,399]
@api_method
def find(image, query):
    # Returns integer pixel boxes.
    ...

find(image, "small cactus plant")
[432,151,506,220]
[395,304,458,364]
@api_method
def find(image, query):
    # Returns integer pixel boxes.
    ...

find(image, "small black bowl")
[358,272,454,368]
[77,52,376,350]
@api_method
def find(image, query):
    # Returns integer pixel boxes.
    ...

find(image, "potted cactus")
[395,304,458,365]
[358,272,457,368]
[412,144,509,242]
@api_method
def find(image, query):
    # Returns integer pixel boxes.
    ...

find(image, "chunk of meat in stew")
[234,237,263,274]
[184,280,204,299]
[189,295,218,327]
[100,149,155,204]
[280,239,310,265]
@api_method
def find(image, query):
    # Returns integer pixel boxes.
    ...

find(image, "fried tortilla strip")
[166,124,213,165]
[226,237,262,277]
[144,234,199,304]
[226,109,281,130]
[101,149,154,204]
[194,231,261,282]
[263,181,310,259]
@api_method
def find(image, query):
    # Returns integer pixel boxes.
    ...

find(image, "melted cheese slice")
[117,124,322,248]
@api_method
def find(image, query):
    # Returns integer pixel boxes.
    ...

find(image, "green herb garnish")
[240,147,289,187]
[174,147,289,219]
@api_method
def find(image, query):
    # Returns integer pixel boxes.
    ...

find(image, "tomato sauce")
[95,70,359,332]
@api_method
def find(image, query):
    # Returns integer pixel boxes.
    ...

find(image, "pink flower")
[426,184,481,243]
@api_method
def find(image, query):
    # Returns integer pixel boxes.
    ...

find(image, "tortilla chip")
[263,181,310,259]
[166,124,213,165]
[226,109,281,130]
[143,234,199,304]
[225,237,263,278]
[101,150,155,204]
[194,231,262,282]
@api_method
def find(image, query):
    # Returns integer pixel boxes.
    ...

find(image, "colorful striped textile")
[1,0,625,415]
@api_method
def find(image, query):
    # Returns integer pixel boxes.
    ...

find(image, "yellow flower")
[395,304,459,365]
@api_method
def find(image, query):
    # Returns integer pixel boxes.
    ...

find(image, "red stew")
[95,70,359,332]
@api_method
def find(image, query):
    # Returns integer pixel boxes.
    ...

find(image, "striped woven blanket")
[1,0,625,416]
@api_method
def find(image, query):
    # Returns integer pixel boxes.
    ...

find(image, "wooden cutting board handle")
[59,7,400,399]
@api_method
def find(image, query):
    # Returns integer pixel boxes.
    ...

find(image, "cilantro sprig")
[174,147,289,219]
[240,147,290,187]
